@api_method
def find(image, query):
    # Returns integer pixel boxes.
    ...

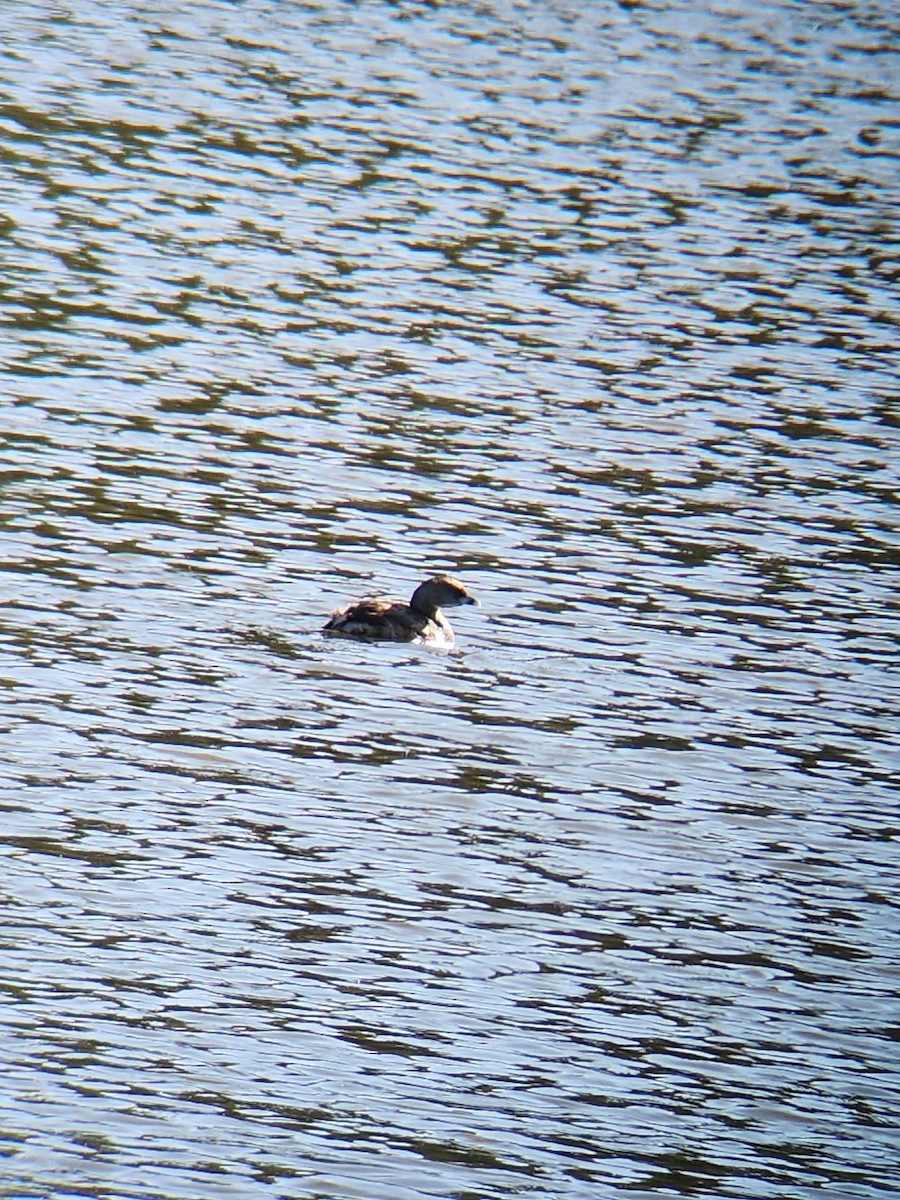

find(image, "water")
[1,0,898,1197]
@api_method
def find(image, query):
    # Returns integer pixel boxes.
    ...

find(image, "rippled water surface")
[2,0,899,1197]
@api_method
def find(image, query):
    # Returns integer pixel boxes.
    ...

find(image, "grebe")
[324,575,478,647]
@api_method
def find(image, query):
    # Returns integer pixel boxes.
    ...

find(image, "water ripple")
[2,0,899,1197]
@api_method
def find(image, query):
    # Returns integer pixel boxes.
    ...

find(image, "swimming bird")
[323,575,478,647]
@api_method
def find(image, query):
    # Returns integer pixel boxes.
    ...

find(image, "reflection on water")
[1,0,898,1197]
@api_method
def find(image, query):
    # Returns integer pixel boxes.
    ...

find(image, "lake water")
[1,1,898,1197]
